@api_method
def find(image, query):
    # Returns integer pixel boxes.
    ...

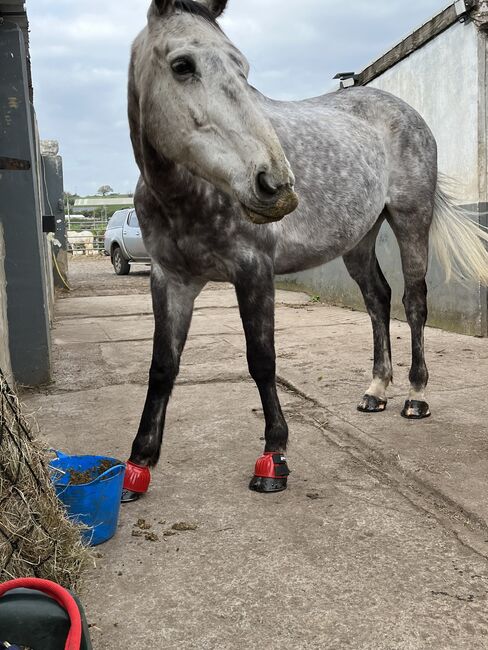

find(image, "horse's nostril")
[257,171,278,197]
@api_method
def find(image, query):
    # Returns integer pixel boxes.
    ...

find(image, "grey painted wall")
[281,19,487,337]
[0,21,52,384]
[41,145,69,291]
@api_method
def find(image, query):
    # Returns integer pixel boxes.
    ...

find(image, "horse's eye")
[171,57,196,77]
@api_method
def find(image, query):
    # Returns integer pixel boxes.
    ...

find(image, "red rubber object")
[254,452,284,478]
[123,460,151,494]
[249,452,290,493]
[0,578,82,650]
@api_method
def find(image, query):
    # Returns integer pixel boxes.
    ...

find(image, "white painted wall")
[369,20,480,203]
[280,19,487,335]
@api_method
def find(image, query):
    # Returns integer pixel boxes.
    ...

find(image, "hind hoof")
[357,394,387,413]
[401,400,431,419]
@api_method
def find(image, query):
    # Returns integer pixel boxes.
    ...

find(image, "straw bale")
[0,369,91,590]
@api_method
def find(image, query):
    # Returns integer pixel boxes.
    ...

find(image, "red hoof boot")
[249,452,290,493]
[121,461,151,503]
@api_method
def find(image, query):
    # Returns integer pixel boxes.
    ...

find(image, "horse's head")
[130,0,298,224]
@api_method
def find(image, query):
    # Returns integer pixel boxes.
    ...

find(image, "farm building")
[73,196,134,214]
[282,0,488,336]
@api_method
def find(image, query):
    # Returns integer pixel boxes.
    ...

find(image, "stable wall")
[281,18,487,336]
[41,142,69,293]
[0,20,52,384]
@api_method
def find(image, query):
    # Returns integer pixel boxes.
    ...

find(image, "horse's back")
[265,86,435,153]
[265,87,437,274]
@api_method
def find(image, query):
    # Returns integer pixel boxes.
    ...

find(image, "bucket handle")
[49,448,69,459]
[94,463,126,483]
[48,449,69,478]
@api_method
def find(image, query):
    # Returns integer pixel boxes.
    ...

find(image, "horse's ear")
[151,0,175,16]
[199,0,228,18]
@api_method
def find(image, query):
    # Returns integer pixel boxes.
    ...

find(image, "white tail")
[431,178,488,285]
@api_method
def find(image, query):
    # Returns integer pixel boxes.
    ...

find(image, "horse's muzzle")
[241,187,299,225]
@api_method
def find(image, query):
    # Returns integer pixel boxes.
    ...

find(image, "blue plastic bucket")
[50,451,125,546]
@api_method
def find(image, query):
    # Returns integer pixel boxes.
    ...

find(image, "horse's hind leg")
[387,204,432,419]
[343,216,393,412]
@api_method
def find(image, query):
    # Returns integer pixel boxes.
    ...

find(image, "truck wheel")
[112,247,130,275]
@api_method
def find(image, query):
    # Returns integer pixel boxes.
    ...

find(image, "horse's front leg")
[123,265,205,501]
[234,263,290,493]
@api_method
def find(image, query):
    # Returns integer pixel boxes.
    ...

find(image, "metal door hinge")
[0,156,31,171]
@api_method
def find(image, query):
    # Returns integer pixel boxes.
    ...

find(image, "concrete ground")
[22,257,488,649]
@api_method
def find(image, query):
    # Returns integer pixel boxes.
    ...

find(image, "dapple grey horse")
[122,0,488,499]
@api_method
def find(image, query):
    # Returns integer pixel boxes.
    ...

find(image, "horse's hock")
[0,368,90,590]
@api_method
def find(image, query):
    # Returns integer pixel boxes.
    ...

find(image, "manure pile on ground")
[0,368,90,590]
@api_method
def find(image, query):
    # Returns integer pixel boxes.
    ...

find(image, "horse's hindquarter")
[265,88,433,275]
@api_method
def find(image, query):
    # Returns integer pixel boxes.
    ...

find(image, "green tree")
[63,192,79,215]
[97,185,114,196]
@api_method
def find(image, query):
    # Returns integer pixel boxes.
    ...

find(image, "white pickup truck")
[104,209,151,275]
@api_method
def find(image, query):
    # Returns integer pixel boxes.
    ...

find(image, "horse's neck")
[143,153,209,215]
[138,138,231,227]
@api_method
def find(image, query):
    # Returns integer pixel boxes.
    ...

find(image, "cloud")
[28,0,448,195]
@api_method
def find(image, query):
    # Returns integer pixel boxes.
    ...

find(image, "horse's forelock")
[174,0,218,23]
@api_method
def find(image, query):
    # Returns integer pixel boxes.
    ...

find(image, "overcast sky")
[28,0,449,196]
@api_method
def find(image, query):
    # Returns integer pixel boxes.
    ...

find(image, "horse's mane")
[174,0,217,23]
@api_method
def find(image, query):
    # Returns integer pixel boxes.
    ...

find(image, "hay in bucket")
[0,368,91,591]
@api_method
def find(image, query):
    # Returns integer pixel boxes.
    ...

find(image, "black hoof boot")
[249,452,289,493]
[401,400,431,419]
[249,475,288,493]
[357,394,387,413]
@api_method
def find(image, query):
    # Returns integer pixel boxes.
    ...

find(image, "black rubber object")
[112,247,130,275]
[0,588,92,650]
[249,475,288,493]
[121,488,143,503]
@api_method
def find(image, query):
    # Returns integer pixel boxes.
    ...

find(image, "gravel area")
[63,256,150,298]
